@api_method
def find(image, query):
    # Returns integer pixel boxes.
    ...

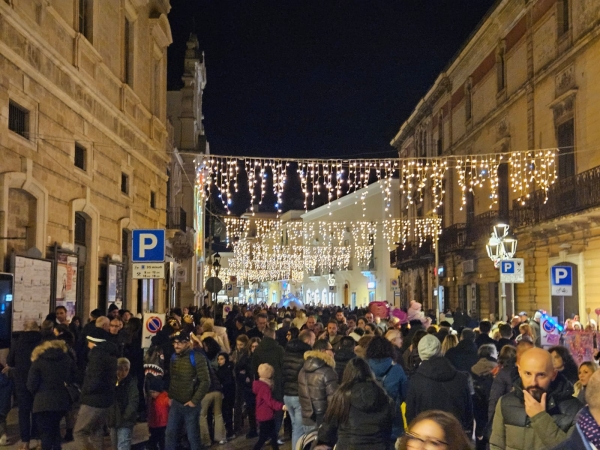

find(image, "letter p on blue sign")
[501,261,514,274]
[132,229,165,262]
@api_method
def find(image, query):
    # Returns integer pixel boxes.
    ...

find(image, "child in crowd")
[252,363,286,450]
[108,358,139,450]
[146,376,169,450]
[216,352,237,440]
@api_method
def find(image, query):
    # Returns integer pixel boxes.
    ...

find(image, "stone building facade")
[391,0,600,323]
[0,0,173,319]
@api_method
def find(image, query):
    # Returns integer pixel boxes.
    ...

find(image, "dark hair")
[288,328,300,340]
[479,320,492,334]
[55,324,74,346]
[246,337,261,353]
[347,314,357,323]
[366,335,394,359]
[256,313,268,321]
[327,319,338,327]
[324,358,384,425]
[499,323,513,338]
[549,345,579,381]
[478,343,497,359]
[365,323,380,336]
[202,336,221,361]
[171,308,183,318]
[313,339,332,352]
[498,345,517,368]
[337,336,356,351]
[426,325,437,334]
[461,328,475,342]
[398,410,473,450]
[357,316,367,325]
[352,327,365,337]
[217,351,230,364]
[411,330,427,348]
[55,305,67,313]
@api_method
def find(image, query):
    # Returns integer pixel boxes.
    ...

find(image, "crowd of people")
[1,300,600,450]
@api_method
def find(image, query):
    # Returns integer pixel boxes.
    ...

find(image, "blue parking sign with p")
[132,229,165,262]
[501,261,514,273]
[552,266,572,286]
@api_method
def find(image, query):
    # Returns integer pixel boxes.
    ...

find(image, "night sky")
[167,0,497,160]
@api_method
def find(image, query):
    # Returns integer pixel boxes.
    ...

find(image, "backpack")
[171,350,222,392]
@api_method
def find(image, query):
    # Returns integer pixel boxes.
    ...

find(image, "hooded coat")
[368,357,408,439]
[27,340,77,413]
[107,374,139,429]
[406,356,473,433]
[445,339,479,373]
[489,374,582,450]
[334,348,356,383]
[282,338,312,396]
[7,330,41,392]
[80,340,119,408]
[253,379,284,422]
[298,350,339,426]
[318,381,394,450]
[251,337,285,401]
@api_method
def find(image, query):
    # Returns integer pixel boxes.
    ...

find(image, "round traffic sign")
[542,319,555,333]
[205,277,223,293]
[146,316,163,334]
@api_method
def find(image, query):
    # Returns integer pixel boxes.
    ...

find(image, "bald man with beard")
[490,348,582,450]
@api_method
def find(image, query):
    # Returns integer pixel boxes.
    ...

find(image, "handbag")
[64,382,81,404]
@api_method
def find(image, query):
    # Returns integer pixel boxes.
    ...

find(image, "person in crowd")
[475,321,495,348]
[27,339,76,450]
[554,369,600,449]
[335,310,349,336]
[495,323,516,353]
[68,316,83,343]
[201,336,222,369]
[216,352,237,441]
[231,335,249,365]
[276,318,291,347]
[146,376,169,450]
[406,334,473,434]
[435,321,452,343]
[574,361,598,403]
[74,326,118,450]
[298,339,339,431]
[303,315,317,333]
[252,363,286,450]
[489,348,582,450]
[346,315,357,335]
[365,322,382,336]
[201,318,230,354]
[530,312,542,347]
[231,335,249,435]
[236,337,261,438]
[230,316,248,345]
[283,330,314,450]
[247,313,269,339]
[55,306,69,325]
[445,328,479,373]
[5,319,41,449]
[488,341,532,428]
[197,339,227,447]
[549,345,580,384]
[354,335,374,359]
[286,327,299,343]
[121,318,145,418]
[164,331,210,450]
[516,323,536,344]
[292,310,307,330]
[441,334,459,356]
[396,410,473,450]
[318,358,395,450]
[367,336,409,441]
[403,330,427,377]
[108,358,139,450]
[108,303,120,319]
[471,344,498,450]
[334,336,356,382]
[357,317,367,331]
[320,320,343,347]
[385,329,405,367]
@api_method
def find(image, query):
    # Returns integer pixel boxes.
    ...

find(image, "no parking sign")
[142,313,166,348]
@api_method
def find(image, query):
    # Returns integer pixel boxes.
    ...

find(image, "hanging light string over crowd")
[196,148,558,215]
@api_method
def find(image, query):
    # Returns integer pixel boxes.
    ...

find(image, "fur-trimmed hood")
[31,339,68,362]
[303,350,336,371]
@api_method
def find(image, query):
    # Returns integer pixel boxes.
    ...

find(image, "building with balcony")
[167,34,209,309]
[0,0,173,323]
[391,0,600,322]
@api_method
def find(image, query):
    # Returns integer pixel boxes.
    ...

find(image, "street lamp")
[486,224,518,321]
[213,252,221,277]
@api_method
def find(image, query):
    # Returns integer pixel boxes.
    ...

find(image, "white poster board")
[13,256,52,331]
[142,313,166,348]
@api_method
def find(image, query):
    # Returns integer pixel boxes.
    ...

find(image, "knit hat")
[108,303,119,313]
[534,311,543,320]
[87,327,109,343]
[257,363,274,380]
[146,375,164,393]
[418,334,441,361]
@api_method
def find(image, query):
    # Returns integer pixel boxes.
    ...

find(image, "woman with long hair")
[548,345,579,384]
[574,361,598,403]
[396,410,473,450]
[515,323,535,344]
[318,358,394,449]
[441,334,459,356]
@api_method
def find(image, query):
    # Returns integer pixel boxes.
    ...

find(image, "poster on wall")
[56,253,78,321]
[13,256,52,332]
[563,331,595,366]
[107,263,124,309]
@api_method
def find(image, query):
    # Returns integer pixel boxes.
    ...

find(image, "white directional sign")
[499,258,525,283]
[551,265,573,296]
[132,263,165,279]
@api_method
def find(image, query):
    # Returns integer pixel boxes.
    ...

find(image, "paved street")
[0,407,293,450]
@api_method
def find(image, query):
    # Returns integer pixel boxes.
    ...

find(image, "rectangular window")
[558,0,570,37]
[466,191,475,224]
[79,0,93,42]
[465,84,472,121]
[152,58,161,116]
[557,119,575,180]
[497,50,506,92]
[124,18,134,85]
[150,191,156,209]
[8,101,29,138]
[121,172,129,194]
[74,143,86,170]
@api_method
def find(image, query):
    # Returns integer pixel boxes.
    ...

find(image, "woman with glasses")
[396,410,473,450]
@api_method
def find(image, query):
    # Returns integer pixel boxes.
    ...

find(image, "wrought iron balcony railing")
[167,207,187,233]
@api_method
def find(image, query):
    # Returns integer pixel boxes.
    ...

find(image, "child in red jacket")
[252,363,286,450]
[146,376,169,450]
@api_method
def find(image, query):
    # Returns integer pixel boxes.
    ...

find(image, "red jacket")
[147,391,170,428]
[253,380,284,422]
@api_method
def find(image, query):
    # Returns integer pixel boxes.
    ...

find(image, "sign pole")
[560,296,565,325]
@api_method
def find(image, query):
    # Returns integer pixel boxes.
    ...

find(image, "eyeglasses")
[405,432,448,449]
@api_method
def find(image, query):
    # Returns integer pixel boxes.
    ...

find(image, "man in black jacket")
[475,320,496,348]
[73,326,118,450]
[282,330,314,450]
[445,328,479,372]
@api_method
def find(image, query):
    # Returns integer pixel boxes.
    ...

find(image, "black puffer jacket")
[318,381,394,450]
[406,356,473,433]
[334,349,355,383]
[27,340,76,413]
[80,340,118,408]
[8,330,41,392]
[283,339,311,396]
[298,350,339,426]
[445,339,479,373]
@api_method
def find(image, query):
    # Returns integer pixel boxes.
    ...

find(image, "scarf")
[259,377,273,389]
[578,406,600,448]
